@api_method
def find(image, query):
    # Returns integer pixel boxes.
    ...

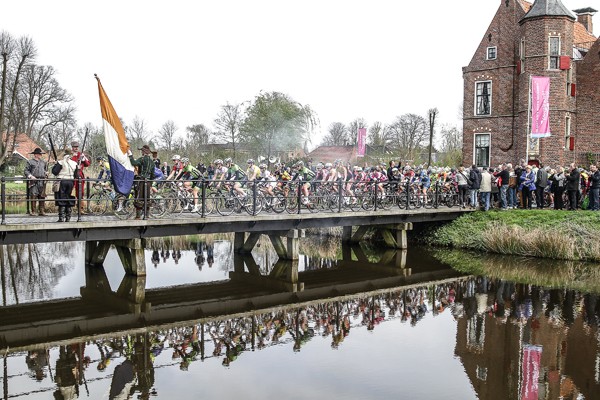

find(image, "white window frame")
[474,81,492,116]
[565,116,571,150]
[473,133,491,168]
[548,36,561,70]
[519,39,525,74]
[486,46,497,60]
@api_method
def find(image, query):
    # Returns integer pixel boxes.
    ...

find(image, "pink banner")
[357,128,366,157]
[521,344,542,400]
[531,76,551,138]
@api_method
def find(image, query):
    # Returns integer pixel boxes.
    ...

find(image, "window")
[486,46,497,60]
[565,116,571,150]
[566,67,572,95]
[474,134,491,168]
[475,81,492,116]
[549,36,560,69]
[519,39,525,74]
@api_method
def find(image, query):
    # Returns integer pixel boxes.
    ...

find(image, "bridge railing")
[0,176,461,223]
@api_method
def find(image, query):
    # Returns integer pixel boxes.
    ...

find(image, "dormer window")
[549,36,560,69]
[486,47,497,60]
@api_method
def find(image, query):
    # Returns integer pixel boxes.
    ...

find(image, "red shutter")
[571,83,576,97]
[560,56,571,70]
[569,136,575,151]
[517,60,521,75]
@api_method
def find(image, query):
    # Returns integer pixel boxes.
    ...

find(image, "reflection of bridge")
[0,208,467,245]
[0,245,466,350]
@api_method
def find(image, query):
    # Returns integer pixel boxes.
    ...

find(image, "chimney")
[573,7,597,34]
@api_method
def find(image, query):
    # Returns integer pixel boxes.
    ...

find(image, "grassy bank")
[433,249,600,293]
[428,210,600,262]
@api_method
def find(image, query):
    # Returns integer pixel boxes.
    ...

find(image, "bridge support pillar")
[379,223,412,249]
[342,226,371,244]
[85,239,147,276]
[234,230,304,261]
[230,253,303,292]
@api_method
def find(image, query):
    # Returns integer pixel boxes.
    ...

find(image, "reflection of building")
[455,287,600,400]
[462,0,599,167]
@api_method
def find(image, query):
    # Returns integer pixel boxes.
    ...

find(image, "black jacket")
[590,170,600,189]
[565,169,580,191]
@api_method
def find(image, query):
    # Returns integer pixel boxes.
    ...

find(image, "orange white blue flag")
[96,75,134,195]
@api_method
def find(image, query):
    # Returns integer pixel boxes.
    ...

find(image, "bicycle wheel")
[216,193,235,216]
[378,194,394,210]
[244,193,263,216]
[424,192,434,209]
[202,192,218,215]
[113,193,135,219]
[87,192,110,215]
[149,193,168,218]
[397,193,408,210]
[271,192,286,213]
[286,192,299,214]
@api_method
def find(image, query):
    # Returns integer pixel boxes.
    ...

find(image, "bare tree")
[214,102,244,159]
[157,120,178,152]
[438,124,463,166]
[128,115,151,149]
[18,65,73,141]
[0,34,37,167]
[347,118,367,146]
[387,113,428,162]
[320,122,348,146]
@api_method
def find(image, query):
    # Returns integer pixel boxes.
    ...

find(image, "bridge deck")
[0,207,469,244]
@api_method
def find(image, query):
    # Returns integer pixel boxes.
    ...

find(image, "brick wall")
[462,0,599,169]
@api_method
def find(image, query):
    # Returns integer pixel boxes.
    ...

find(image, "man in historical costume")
[70,140,91,214]
[52,149,78,222]
[24,147,48,216]
[128,144,155,219]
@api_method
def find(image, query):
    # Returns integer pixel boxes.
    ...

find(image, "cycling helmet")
[324,162,332,168]
[224,157,232,164]
[259,163,267,169]
[296,160,304,168]
[96,156,105,161]
[181,157,190,163]
[172,154,181,161]
[247,158,254,165]
[392,167,399,172]
[316,163,323,170]
[214,159,223,165]
[357,167,363,172]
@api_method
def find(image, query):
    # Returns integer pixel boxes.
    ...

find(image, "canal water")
[1,235,599,399]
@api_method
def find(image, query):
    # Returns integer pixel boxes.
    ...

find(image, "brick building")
[462,0,598,168]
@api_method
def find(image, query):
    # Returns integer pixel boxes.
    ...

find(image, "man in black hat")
[24,147,48,216]
[128,144,155,219]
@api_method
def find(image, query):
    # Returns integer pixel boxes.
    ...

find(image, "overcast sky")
[1,0,596,148]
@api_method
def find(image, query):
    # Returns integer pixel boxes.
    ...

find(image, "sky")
[0,0,597,149]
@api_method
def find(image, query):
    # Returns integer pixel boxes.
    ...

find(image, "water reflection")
[4,273,600,399]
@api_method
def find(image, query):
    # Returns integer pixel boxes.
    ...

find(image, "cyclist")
[369,166,387,198]
[225,157,247,198]
[246,159,261,182]
[96,156,112,181]
[274,162,291,196]
[166,154,184,181]
[292,161,315,204]
[258,163,277,198]
[180,157,204,212]
[211,159,228,190]
[418,168,431,204]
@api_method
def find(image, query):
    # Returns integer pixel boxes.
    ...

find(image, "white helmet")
[181,157,190,163]
[172,154,181,161]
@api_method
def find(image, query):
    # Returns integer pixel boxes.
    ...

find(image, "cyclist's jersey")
[97,162,111,180]
[227,164,246,181]
[261,170,276,181]
[181,165,203,180]
[296,167,315,182]
[246,165,261,180]
[275,169,291,181]
[370,171,387,182]
[172,160,183,173]
[213,166,227,180]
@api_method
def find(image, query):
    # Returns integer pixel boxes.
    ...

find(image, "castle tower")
[517,0,577,166]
